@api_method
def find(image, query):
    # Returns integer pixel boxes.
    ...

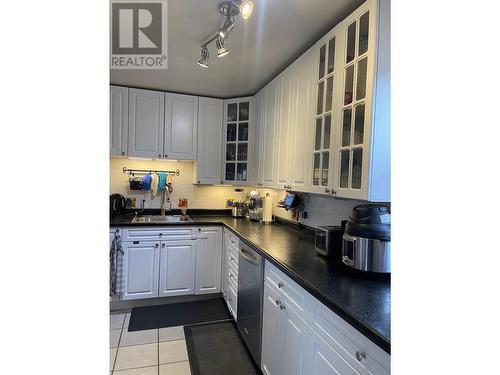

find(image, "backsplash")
[110,157,364,226]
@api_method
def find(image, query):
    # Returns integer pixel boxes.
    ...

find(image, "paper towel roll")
[262,193,273,222]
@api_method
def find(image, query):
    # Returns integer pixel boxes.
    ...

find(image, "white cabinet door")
[158,240,196,297]
[195,227,222,295]
[308,329,361,375]
[260,81,278,188]
[122,241,160,300]
[261,282,283,375]
[276,73,291,188]
[281,303,309,375]
[164,93,198,160]
[128,89,164,158]
[110,86,128,156]
[196,97,223,184]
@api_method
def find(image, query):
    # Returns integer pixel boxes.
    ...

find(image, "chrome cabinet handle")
[155,243,159,248]
[230,257,235,261]
[324,188,331,194]
[121,151,125,155]
[275,299,281,306]
[355,351,366,361]
[164,154,168,157]
[158,153,162,157]
[159,233,163,237]
[278,282,284,288]
[280,304,286,311]
[162,243,165,248]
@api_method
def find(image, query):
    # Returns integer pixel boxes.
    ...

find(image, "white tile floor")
[110,313,191,375]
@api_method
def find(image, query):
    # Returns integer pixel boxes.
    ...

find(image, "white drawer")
[226,247,239,269]
[227,282,237,319]
[227,262,238,290]
[264,260,309,321]
[308,294,390,375]
[224,230,240,247]
[123,227,196,241]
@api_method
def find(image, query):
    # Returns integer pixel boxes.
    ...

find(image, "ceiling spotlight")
[216,35,229,57]
[240,0,253,20]
[197,46,209,67]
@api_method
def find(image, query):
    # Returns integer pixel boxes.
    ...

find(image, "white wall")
[110,157,364,226]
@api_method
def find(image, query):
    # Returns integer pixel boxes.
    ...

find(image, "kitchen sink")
[132,215,192,223]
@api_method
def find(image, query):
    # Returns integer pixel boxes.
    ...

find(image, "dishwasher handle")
[239,246,260,265]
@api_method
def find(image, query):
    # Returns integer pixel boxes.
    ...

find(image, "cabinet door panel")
[195,227,222,294]
[110,86,128,156]
[281,304,309,375]
[261,282,283,375]
[159,240,196,297]
[196,98,223,183]
[165,93,198,160]
[128,89,164,158]
[276,73,290,186]
[261,82,278,187]
[122,241,159,300]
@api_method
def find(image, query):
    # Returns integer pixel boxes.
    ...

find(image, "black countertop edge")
[110,215,390,353]
[223,224,390,355]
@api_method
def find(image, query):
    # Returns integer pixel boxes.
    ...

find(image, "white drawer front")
[265,260,309,321]
[228,282,238,319]
[226,246,239,270]
[308,294,390,375]
[227,262,238,290]
[123,227,196,241]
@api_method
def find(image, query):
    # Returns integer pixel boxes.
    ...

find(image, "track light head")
[216,35,229,57]
[240,1,253,20]
[197,46,209,67]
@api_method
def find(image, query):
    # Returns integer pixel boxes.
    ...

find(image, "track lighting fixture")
[197,46,209,68]
[196,0,254,67]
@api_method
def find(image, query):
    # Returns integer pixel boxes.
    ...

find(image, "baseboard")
[110,293,222,313]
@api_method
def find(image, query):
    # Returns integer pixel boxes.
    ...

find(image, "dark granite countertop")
[111,213,390,353]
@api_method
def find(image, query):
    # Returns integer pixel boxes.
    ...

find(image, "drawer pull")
[278,282,284,288]
[355,350,366,362]
[280,304,286,311]
[275,300,281,306]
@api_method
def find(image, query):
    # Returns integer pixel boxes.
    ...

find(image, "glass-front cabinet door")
[311,31,339,194]
[336,8,372,197]
[223,97,253,184]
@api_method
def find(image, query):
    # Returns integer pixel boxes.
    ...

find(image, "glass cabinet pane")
[225,163,235,180]
[351,148,363,189]
[227,123,237,141]
[318,44,326,80]
[226,143,236,161]
[340,150,350,188]
[238,123,249,141]
[321,151,329,186]
[342,108,352,147]
[237,143,248,161]
[354,104,365,145]
[356,57,368,100]
[237,163,248,181]
[227,103,237,122]
[344,65,354,105]
[358,12,369,56]
[317,81,324,115]
[325,76,333,112]
[314,118,322,150]
[239,102,249,121]
[323,115,331,149]
[327,38,335,74]
[313,153,320,185]
[346,22,356,63]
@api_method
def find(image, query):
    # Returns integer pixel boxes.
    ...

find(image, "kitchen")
[110,0,390,374]
[5,0,499,374]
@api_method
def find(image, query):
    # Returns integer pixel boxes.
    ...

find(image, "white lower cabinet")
[122,241,160,300]
[261,260,390,375]
[222,228,238,319]
[159,240,196,297]
[195,227,222,295]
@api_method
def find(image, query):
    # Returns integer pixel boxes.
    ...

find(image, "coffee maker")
[247,191,263,221]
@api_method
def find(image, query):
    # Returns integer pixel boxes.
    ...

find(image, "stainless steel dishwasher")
[237,242,264,367]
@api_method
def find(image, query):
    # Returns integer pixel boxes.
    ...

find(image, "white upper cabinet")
[164,93,198,160]
[222,97,254,184]
[195,227,222,295]
[276,73,291,189]
[259,80,279,188]
[195,97,223,184]
[128,88,165,159]
[110,86,129,157]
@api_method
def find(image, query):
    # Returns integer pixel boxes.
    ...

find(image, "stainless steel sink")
[132,215,192,223]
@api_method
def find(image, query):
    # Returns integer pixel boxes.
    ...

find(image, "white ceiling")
[110,0,365,98]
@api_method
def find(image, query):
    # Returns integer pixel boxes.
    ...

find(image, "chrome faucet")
[160,190,171,217]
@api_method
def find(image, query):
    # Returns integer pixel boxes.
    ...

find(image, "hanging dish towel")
[110,231,124,296]
[151,173,159,196]
[142,174,152,191]
[158,172,167,192]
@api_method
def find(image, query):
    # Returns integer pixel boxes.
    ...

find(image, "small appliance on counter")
[342,204,391,274]
[314,226,344,263]
[231,188,248,218]
[247,191,263,221]
[110,193,126,217]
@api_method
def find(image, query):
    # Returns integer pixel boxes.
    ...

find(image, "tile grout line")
[111,314,125,374]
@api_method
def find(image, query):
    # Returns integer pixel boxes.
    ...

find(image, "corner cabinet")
[222,97,254,184]
[110,86,129,157]
[311,0,390,201]
[195,97,224,184]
